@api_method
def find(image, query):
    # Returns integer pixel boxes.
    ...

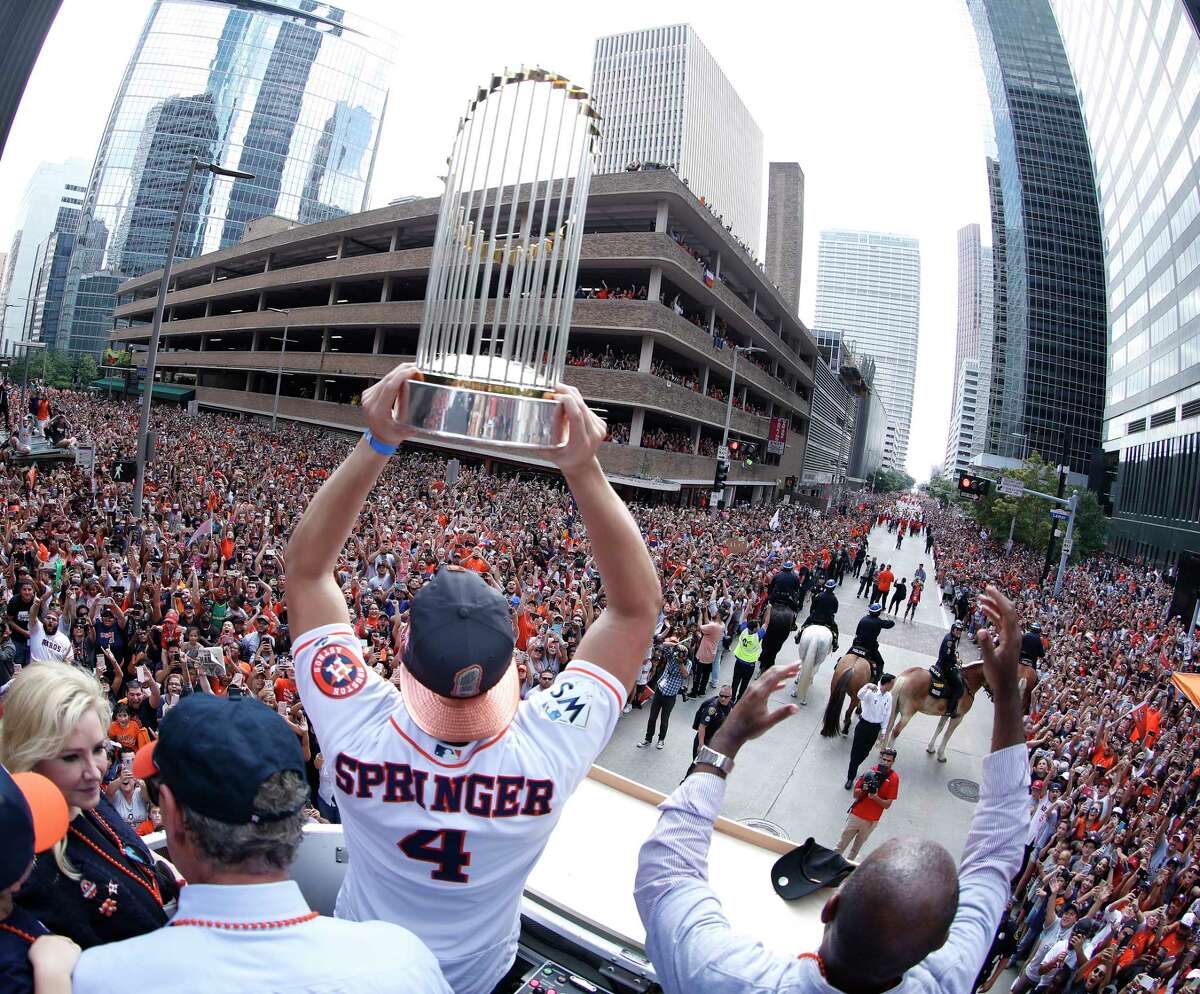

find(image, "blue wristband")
[363,430,397,457]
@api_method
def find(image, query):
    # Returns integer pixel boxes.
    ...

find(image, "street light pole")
[267,307,291,428]
[1054,491,1079,596]
[132,158,254,516]
[1042,425,1071,581]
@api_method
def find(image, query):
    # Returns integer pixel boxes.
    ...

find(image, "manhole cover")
[740,818,786,837]
[948,778,980,803]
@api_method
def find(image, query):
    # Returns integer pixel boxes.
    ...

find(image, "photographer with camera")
[837,745,899,860]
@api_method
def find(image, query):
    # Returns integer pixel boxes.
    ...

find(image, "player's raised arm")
[539,385,661,689]
[286,365,422,637]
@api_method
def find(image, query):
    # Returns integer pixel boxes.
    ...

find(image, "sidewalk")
[598,522,993,862]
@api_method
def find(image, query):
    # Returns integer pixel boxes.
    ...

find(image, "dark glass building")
[966,0,1108,478]
[26,203,81,351]
[58,0,395,355]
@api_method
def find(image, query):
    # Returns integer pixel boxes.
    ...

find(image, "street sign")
[1054,527,1063,538]
[716,444,729,462]
[1062,536,1073,556]
[1050,509,1071,520]
[74,445,95,472]
[710,490,724,506]
[999,476,1025,498]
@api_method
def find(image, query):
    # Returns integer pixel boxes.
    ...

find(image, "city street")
[599,521,994,862]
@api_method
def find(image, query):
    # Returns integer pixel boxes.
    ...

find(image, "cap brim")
[133,740,159,780]
[399,658,520,742]
[12,773,69,852]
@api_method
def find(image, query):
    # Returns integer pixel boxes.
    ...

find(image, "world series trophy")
[399,68,601,448]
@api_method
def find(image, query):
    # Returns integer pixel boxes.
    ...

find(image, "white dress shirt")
[634,744,1031,994]
[72,880,451,994]
[856,684,893,724]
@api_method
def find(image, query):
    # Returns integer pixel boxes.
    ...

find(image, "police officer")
[796,579,840,650]
[767,561,801,610]
[935,620,965,718]
[851,603,894,683]
[730,620,765,703]
[1021,621,1046,667]
[691,685,733,759]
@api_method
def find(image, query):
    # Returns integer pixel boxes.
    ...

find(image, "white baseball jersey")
[29,617,73,664]
[294,622,625,994]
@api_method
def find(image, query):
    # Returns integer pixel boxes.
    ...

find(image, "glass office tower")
[1052,0,1200,563]
[59,0,395,354]
[814,229,921,472]
[966,0,1108,478]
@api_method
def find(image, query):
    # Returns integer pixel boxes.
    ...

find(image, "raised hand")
[976,585,1021,701]
[534,384,607,475]
[710,662,801,759]
[360,363,424,448]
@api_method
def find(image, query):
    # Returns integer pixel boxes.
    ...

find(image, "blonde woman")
[0,662,173,947]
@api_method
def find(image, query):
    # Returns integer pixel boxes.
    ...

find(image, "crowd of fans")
[2,387,1200,993]
[565,348,640,371]
[575,282,648,301]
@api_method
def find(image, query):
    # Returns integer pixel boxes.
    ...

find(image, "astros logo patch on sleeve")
[311,644,368,699]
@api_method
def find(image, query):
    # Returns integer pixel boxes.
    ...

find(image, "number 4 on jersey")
[398,829,471,883]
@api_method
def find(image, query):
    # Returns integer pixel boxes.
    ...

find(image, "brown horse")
[820,651,875,737]
[882,661,1038,761]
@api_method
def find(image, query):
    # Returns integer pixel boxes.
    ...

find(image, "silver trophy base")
[399,376,565,449]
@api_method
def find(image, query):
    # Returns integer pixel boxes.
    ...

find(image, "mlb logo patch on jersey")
[311,643,368,699]
[539,677,593,729]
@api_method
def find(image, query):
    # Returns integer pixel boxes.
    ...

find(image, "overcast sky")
[0,0,994,479]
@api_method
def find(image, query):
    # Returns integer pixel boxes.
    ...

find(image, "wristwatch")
[694,745,734,777]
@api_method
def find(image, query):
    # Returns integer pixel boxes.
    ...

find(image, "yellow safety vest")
[734,628,762,663]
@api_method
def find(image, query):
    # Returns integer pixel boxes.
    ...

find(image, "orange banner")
[1171,672,1200,710]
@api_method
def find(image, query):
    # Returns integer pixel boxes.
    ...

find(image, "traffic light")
[957,471,992,500]
[728,440,741,456]
[742,442,757,469]
[713,458,729,489]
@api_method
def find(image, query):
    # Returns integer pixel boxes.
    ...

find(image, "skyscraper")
[945,224,994,476]
[591,24,764,251]
[58,0,396,355]
[966,0,1108,478]
[25,200,81,351]
[814,229,921,471]
[0,159,90,352]
[1051,0,1200,563]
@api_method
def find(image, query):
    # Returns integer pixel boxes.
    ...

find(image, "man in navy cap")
[71,695,450,994]
[285,369,661,994]
[0,765,77,994]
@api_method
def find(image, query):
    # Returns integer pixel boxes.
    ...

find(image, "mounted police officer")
[851,602,894,683]
[796,578,840,651]
[1020,621,1046,668]
[934,619,965,718]
[767,561,802,611]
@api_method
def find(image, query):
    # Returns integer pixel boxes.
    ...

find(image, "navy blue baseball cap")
[869,603,883,614]
[135,695,306,824]
[783,561,795,570]
[402,566,518,742]
[0,766,68,890]
[825,579,836,590]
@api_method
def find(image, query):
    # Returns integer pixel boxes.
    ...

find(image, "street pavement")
[598,521,996,862]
